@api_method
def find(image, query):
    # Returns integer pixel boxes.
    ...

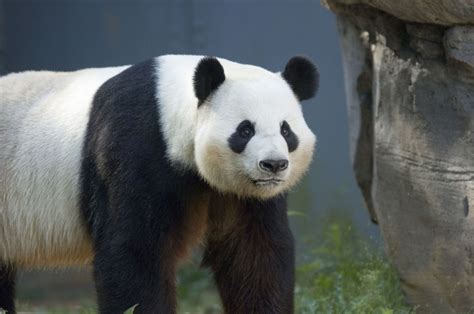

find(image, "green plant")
[295,220,411,314]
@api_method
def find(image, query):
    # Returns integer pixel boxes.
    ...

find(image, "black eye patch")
[281,121,299,152]
[228,120,255,154]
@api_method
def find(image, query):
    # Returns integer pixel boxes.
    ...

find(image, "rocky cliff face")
[323,1,474,312]
[325,0,474,25]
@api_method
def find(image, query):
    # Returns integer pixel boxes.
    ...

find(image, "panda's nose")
[259,159,289,174]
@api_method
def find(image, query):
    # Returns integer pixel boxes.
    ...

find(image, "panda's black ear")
[282,56,319,101]
[193,57,226,106]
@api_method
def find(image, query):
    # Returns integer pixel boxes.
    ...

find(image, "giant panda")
[0,55,318,313]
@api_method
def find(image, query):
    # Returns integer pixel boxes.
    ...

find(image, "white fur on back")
[0,66,128,267]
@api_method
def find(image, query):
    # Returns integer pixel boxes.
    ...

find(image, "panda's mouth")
[252,179,285,186]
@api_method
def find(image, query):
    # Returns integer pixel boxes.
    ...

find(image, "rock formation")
[323,0,474,312]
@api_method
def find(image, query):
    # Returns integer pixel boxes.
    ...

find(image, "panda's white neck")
[155,55,203,169]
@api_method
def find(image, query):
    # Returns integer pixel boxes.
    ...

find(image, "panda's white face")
[194,67,316,199]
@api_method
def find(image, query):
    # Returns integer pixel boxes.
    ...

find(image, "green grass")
[177,263,221,313]
[294,221,411,314]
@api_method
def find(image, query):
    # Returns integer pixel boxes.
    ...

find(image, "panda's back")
[0,66,128,267]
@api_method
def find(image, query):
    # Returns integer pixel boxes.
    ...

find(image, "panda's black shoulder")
[93,58,157,112]
[84,57,200,182]
[85,59,160,162]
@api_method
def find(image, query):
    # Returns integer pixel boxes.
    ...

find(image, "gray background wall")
[1,0,377,239]
[0,0,5,74]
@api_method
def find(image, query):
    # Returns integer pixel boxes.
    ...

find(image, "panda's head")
[193,56,318,199]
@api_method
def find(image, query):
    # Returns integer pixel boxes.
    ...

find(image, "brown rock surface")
[323,0,474,25]
[326,0,474,311]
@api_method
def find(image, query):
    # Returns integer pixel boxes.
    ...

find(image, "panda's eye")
[281,120,299,152]
[281,122,290,137]
[236,120,255,139]
[239,126,254,138]
[229,120,255,153]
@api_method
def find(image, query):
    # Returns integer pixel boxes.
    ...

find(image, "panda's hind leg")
[0,262,16,313]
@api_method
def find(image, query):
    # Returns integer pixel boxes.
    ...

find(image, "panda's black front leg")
[88,179,190,314]
[92,215,178,314]
[203,195,295,314]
